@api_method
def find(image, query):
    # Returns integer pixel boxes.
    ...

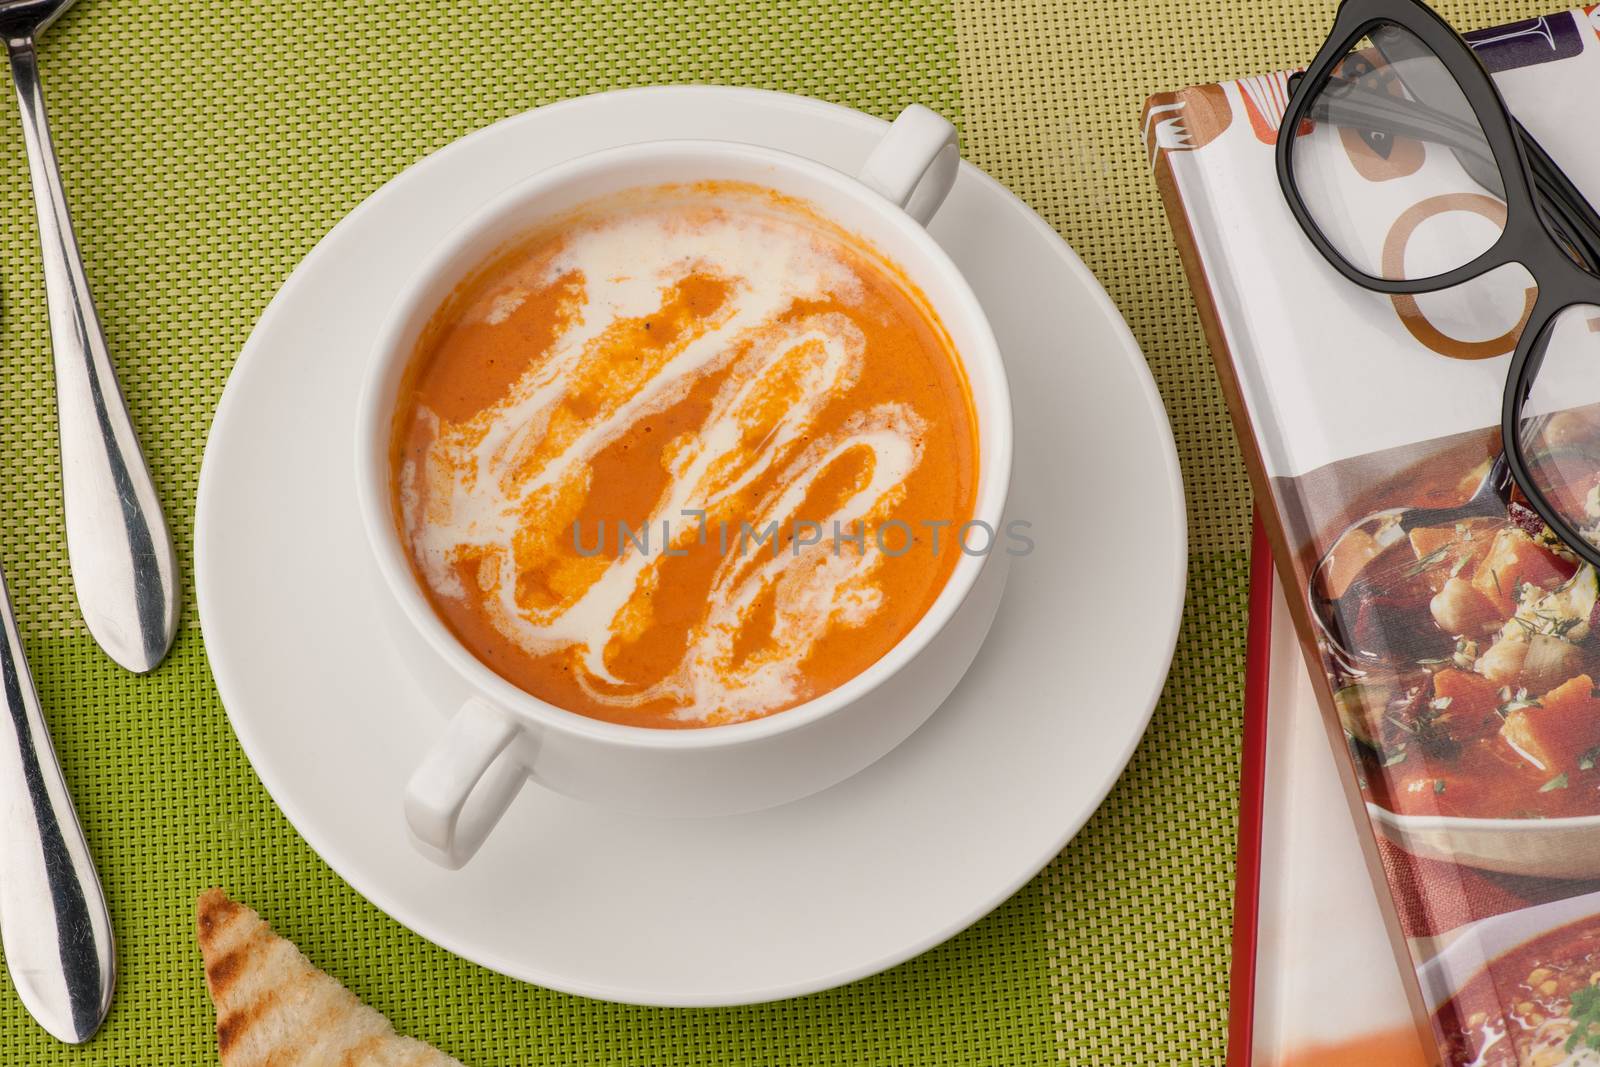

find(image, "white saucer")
[195,87,1186,1006]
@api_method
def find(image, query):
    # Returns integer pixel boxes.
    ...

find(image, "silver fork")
[0,0,177,673]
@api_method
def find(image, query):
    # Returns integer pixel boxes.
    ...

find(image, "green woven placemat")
[0,0,1548,1063]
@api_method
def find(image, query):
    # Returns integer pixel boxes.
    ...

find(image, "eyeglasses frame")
[1276,0,1600,568]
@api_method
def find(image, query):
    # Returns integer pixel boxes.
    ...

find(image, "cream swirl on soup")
[393,183,977,727]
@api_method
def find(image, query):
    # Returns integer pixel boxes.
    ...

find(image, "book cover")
[1148,9,1600,1065]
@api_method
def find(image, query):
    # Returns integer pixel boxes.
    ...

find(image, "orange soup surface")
[391,182,978,728]
[1434,916,1600,1066]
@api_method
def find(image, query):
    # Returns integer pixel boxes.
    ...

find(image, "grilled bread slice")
[196,889,462,1066]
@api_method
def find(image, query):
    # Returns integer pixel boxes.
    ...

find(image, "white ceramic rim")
[353,136,1014,751]
[1418,887,1600,1013]
[1367,799,1600,834]
[195,85,1187,1004]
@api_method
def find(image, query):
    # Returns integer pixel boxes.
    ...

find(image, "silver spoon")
[0,560,114,1042]
[0,0,177,673]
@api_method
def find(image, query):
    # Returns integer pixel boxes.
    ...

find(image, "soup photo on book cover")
[1286,424,1600,1066]
[1296,435,1599,827]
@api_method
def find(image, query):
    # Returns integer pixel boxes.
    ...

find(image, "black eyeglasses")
[1277,0,1600,568]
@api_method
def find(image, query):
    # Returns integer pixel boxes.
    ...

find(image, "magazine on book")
[1147,8,1600,1066]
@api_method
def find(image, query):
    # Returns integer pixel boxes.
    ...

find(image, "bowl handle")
[857,104,960,227]
[404,698,531,869]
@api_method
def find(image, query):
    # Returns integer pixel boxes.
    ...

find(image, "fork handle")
[5,36,177,673]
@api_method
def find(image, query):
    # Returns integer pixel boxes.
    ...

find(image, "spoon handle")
[0,563,115,1043]
[5,36,177,673]
[1396,452,1514,532]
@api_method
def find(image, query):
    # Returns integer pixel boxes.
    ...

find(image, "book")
[1148,9,1600,1065]
[1235,515,1429,1067]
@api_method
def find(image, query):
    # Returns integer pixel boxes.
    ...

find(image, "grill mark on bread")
[215,985,276,1056]
[196,889,241,941]
[204,922,274,999]
[210,931,287,1055]
[205,946,244,998]
[305,984,365,1057]
[339,1033,387,1063]
[195,889,464,1066]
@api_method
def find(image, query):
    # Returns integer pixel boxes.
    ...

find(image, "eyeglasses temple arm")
[1515,118,1600,267]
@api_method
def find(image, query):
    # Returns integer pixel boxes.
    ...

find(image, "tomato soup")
[1434,915,1600,1066]
[390,182,978,728]
[1318,439,1600,821]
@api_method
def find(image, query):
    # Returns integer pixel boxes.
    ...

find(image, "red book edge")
[1228,511,1274,1067]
